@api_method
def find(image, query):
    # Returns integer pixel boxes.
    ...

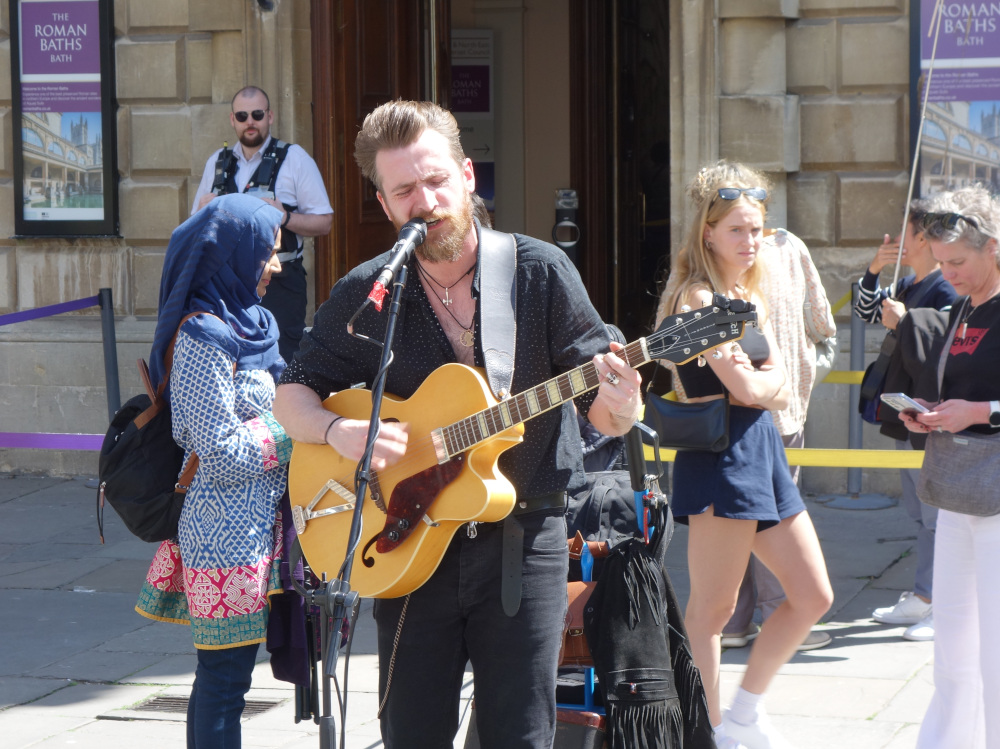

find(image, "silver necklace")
[414,260,474,307]
[416,262,476,347]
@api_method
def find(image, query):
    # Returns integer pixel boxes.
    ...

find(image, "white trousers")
[917,508,1000,749]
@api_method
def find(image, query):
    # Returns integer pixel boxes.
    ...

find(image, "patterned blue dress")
[136,330,292,649]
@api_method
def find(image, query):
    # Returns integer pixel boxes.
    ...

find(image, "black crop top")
[675,325,770,397]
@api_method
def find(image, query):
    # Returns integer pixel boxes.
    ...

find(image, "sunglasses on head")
[233,109,267,123]
[920,211,980,237]
[714,187,768,203]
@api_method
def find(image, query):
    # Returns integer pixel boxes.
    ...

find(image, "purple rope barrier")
[0,295,107,452]
[0,295,100,328]
[0,433,104,451]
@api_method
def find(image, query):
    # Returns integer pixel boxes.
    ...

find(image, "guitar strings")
[315,315,716,514]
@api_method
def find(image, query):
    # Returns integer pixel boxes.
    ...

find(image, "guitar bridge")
[292,479,356,535]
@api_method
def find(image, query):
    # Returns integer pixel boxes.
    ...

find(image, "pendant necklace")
[960,298,973,339]
[414,259,474,306]
[961,280,1000,338]
[416,261,476,347]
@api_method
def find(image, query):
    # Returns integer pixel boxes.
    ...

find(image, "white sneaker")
[723,707,795,749]
[721,623,760,649]
[872,592,932,625]
[903,613,934,641]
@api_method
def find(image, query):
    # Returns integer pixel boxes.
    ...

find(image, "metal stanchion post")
[823,282,896,510]
[98,288,121,422]
[847,283,865,494]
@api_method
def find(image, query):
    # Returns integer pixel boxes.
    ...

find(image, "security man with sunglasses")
[192,86,333,363]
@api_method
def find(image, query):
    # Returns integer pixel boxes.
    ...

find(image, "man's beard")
[414,193,474,264]
[239,129,265,149]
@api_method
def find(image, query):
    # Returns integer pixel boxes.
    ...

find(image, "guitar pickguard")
[371,454,466,555]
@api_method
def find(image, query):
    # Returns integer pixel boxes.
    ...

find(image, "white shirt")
[191,136,333,250]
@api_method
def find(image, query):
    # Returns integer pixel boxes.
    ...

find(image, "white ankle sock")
[728,686,763,726]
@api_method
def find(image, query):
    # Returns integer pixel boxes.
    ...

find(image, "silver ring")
[605,371,619,386]
[935,426,943,432]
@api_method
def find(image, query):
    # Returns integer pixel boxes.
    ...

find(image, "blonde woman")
[654,161,832,749]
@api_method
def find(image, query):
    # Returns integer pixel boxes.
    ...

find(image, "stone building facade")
[0,0,315,475]
[1,0,920,495]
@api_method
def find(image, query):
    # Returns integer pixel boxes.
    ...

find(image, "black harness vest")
[212,139,299,257]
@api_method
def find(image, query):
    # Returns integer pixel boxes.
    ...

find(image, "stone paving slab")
[0,475,65,504]
[876,662,935,725]
[0,675,71,710]
[25,681,165,718]
[0,711,93,747]
[0,589,147,676]
[0,556,113,589]
[30,648,169,683]
[101,619,196,654]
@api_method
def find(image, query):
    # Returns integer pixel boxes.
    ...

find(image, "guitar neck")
[437,339,651,459]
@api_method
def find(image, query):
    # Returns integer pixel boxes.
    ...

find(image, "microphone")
[367,218,428,311]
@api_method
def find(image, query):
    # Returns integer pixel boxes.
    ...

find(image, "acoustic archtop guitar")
[287,294,756,598]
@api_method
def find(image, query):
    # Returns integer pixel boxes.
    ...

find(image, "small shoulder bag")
[917,298,1000,516]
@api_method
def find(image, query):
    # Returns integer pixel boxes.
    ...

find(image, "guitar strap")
[475,224,526,617]
[477,225,517,400]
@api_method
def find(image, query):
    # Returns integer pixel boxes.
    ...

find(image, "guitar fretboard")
[439,339,649,457]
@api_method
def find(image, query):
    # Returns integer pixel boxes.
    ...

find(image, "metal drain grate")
[133,695,281,718]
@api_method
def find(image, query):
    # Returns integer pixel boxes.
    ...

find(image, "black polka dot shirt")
[280,230,612,498]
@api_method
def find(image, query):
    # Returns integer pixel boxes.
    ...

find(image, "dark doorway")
[570,0,671,344]
[310,0,451,298]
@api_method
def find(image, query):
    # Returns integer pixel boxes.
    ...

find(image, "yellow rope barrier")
[640,290,906,469]
[642,445,923,469]
[829,290,851,315]
[820,370,864,385]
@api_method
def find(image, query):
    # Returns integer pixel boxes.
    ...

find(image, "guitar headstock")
[645,294,758,365]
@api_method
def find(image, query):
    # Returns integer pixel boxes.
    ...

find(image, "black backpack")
[96,313,211,543]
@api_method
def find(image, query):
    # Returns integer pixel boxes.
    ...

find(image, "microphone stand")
[302,264,412,749]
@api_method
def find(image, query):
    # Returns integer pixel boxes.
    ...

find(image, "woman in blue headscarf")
[135,194,291,749]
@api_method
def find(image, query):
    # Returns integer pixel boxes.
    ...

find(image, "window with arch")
[22,128,43,148]
[953,134,972,151]
[923,120,946,141]
[48,142,64,156]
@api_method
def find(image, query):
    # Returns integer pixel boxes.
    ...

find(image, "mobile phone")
[880,393,930,414]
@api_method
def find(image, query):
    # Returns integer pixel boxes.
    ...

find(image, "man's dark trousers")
[260,257,307,364]
[373,509,569,749]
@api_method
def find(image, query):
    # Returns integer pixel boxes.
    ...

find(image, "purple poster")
[452,66,491,114]
[921,0,1000,102]
[19,0,102,112]
[17,0,106,222]
[919,1,1000,197]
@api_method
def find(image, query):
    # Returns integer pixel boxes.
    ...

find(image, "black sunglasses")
[921,211,980,237]
[233,109,267,123]
[714,187,768,203]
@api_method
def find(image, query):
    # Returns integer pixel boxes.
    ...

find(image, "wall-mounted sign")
[10,0,118,236]
[451,29,495,212]
[914,0,1000,197]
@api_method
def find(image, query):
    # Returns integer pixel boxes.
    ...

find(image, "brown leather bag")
[558,533,612,668]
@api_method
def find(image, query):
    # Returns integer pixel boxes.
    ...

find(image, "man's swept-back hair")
[232,86,270,110]
[354,100,466,192]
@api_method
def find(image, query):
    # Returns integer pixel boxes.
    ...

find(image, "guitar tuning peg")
[680,305,692,313]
